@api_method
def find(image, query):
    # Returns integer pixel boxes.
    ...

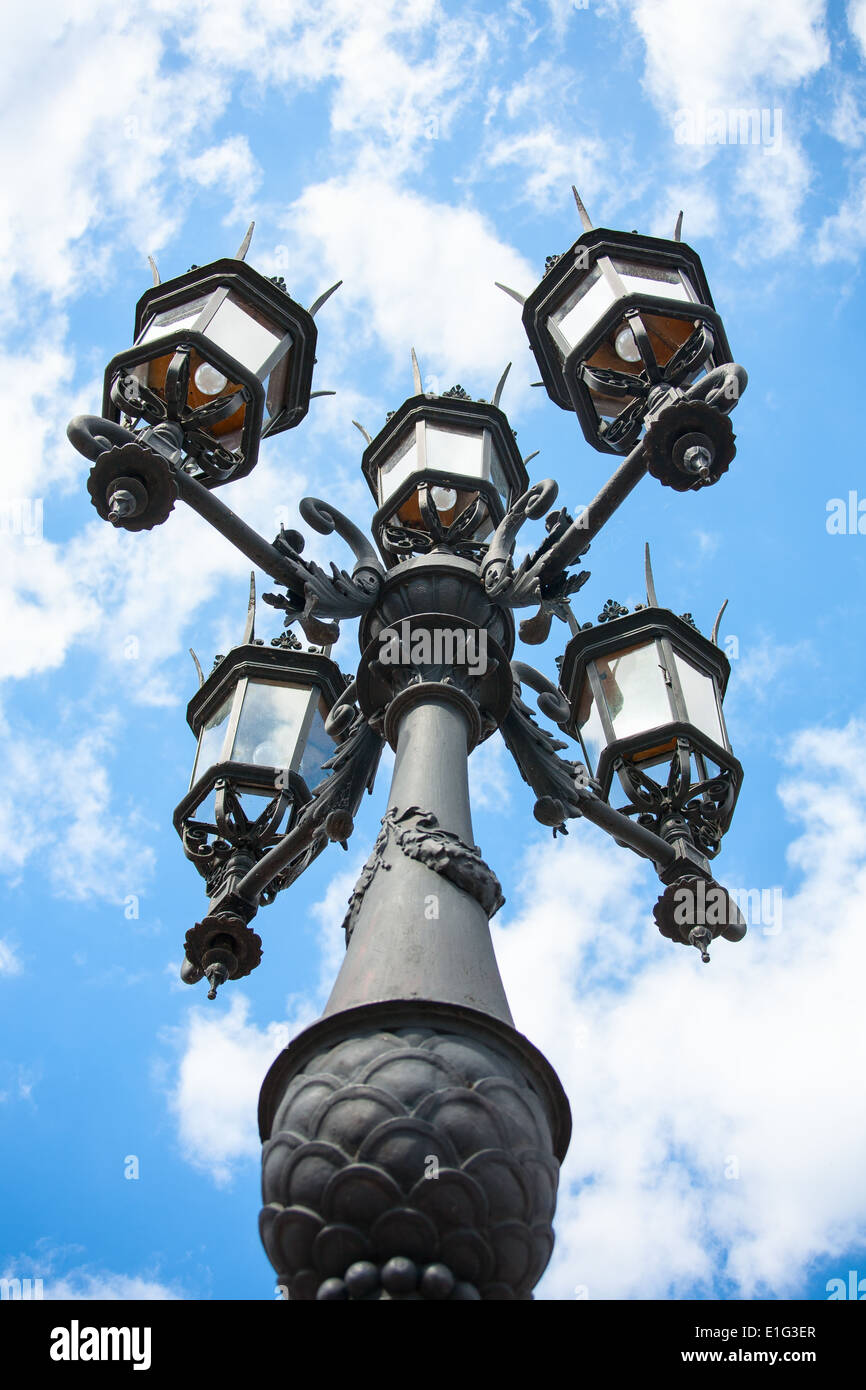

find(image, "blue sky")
[2,0,866,1301]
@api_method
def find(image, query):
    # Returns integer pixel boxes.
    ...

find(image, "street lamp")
[509,192,732,456]
[101,246,318,485]
[557,555,744,963]
[173,583,346,997]
[560,590,740,824]
[68,194,751,1299]
[358,372,528,560]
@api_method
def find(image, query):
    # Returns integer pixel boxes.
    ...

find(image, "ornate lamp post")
[68,204,749,1300]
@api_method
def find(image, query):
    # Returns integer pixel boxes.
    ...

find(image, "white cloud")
[1,1250,185,1299]
[286,173,539,399]
[0,6,229,298]
[822,82,866,147]
[173,0,488,171]
[725,635,815,709]
[491,716,866,1298]
[165,993,318,1185]
[0,940,23,976]
[622,0,829,114]
[180,136,262,225]
[815,162,866,261]
[849,0,866,58]
[0,708,155,903]
[45,1271,183,1300]
[469,731,514,812]
[609,0,829,255]
[485,127,609,209]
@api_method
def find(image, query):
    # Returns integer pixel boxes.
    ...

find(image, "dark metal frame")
[362,393,529,559]
[103,258,317,484]
[67,204,754,1301]
[522,228,732,452]
[559,606,735,790]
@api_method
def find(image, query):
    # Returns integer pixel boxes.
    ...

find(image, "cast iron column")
[258,558,571,1300]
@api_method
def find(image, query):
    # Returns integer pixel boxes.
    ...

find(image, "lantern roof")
[559,545,731,704]
[130,256,316,355]
[524,227,729,416]
[360,388,528,503]
[186,643,346,737]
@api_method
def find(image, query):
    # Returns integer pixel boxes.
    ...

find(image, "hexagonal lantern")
[102,256,317,485]
[559,606,742,824]
[361,389,528,560]
[174,644,345,843]
[521,217,732,455]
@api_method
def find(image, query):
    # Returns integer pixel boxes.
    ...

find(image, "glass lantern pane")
[191,692,234,785]
[424,424,486,482]
[551,266,617,353]
[596,641,672,740]
[139,296,211,345]
[612,260,696,305]
[575,679,606,775]
[203,294,286,375]
[379,429,420,503]
[231,681,316,769]
[676,655,725,746]
[299,700,334,786]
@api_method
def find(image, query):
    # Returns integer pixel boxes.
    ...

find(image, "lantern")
[361,388,528,560]
[519,211,732,454]
[174,644,345,843]
[559,606,742,830]
[102,256,317,485]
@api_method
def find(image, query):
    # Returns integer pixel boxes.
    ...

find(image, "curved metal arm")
[500,675,680,871]
[481,479,558,596]
[684,362,748,414]
[510,661,571,726]
[175,473,381,625]
[67,415,138,462]
[513,363,749,592]
[299,496,385,588]
[175,470,306,588]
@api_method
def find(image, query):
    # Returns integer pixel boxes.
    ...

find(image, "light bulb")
[194,362,229,396]
[430,486,457,512]
[614,325,641,363]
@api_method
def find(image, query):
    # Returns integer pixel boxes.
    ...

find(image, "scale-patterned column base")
[258,1001,571,1301]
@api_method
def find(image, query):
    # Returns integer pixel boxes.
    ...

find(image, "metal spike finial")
[673,210,684,242]
[522,449,540,467]
[242,571,256,645]
[189,648,204,689]
[352,420,372,445]
[147,255,161,286]
[411,347,423,396]
[572,186,594,232]
[644,542,659,608]
[234,222,255,261]
[309,390,337,400]
[492,362,511,409]
[309,281,343,317]
[711,598,729,646]
[494,281,527,307]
